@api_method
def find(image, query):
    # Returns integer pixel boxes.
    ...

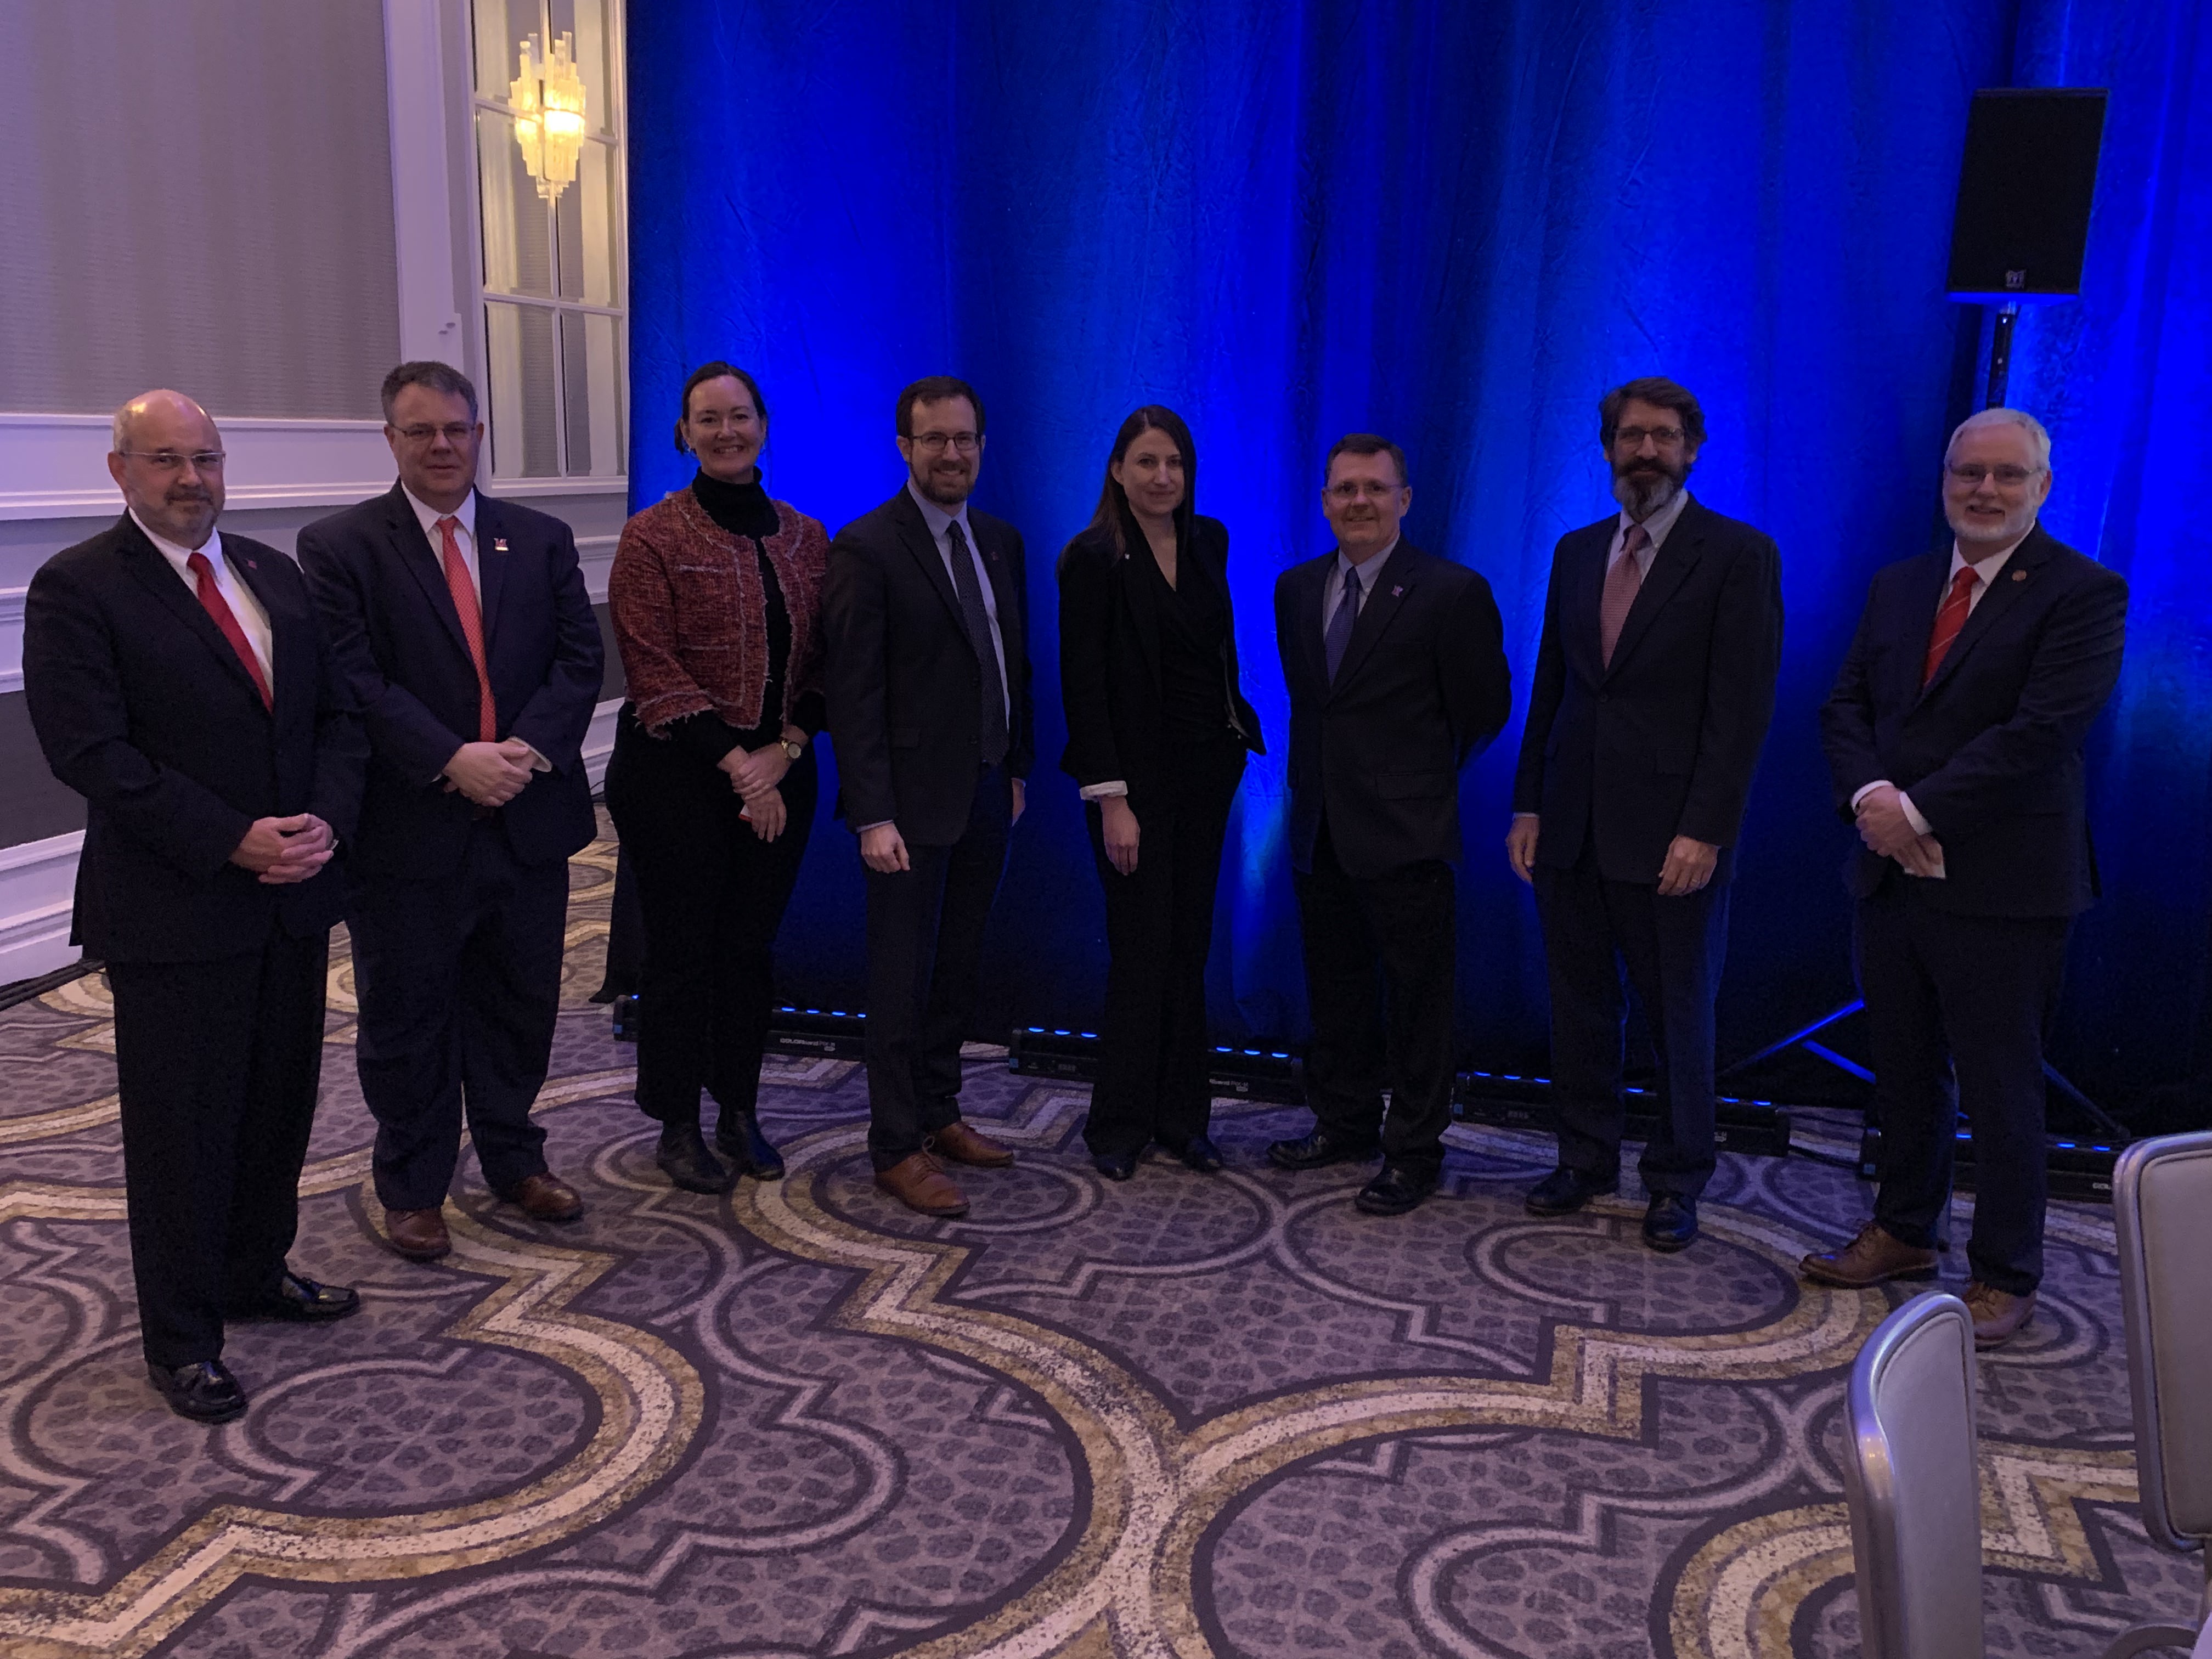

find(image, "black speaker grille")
[1946,88,2108,300]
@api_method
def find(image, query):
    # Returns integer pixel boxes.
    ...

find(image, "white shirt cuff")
[1850,780,1888,811]
[1511,811,1538,821]
[1897,791,1932,837]
[856,820,895,834]
[1080,781,1129,800]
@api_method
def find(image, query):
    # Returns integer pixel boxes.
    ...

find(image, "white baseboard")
[584,697,622,791]
[0,831,85,986]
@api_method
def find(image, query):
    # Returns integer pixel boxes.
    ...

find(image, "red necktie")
[437,516,496,742]
[1922,566,1979,686]
[1599,522,1649,668]
[185,551,272,711]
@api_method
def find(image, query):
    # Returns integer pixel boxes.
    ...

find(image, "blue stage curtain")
[627,0,2208,1114]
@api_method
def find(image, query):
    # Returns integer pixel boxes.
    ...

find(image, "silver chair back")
[1844,1291,1985,1659]
[2114,1131,2212,1556]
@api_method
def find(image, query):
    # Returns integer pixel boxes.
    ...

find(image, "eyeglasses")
[1612,425,1686,448]
[1327,480,1403,501]
[1945,462,2041,487]
[910,432,980,455]
[117,450,225,472]
[393,422,477,445]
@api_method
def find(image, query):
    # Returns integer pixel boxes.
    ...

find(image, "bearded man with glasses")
[1803,407,2127,1348]
[822,376,1032,1218]
[297,362,603,1265]
[23,390,368,1420]
[1509,377,1785,1253]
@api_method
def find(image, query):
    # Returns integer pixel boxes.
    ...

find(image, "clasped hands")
[443,738,538,807]
[1853,783,1944,878]
[719,741,793,841]
[229,814,335,885]
[1505,816,1718,896]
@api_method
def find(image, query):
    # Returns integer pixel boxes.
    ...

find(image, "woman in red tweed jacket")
[604,362,830,1194]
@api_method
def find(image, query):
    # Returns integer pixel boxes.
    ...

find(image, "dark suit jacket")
[1057,512,1263,799]
[297,483,603,879]
[823,488,1034,845]
[22,515,366,962]
[1511,497,1784,882]
[1274,540,1511,880]
[1820,522,2125,917]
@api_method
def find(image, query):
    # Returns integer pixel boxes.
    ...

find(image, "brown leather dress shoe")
[499,1172,584,1222]
[385,1206,452,1261]
[928,1120,1014,1168]
[1963,1282,2036,1348]
[875,1152,970,1217]
[1798,1220,1938,1288]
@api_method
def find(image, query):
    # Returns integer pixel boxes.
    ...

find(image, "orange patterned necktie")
[437,516,496,741]
[1922,565,1979,686]
[1599,522,1649,668]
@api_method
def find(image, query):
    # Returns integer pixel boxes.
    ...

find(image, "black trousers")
[108,926,329,1368]
[1533,842,1733,1198]
[861,764,1012,1168]
[1858,876,2071,1295]
[1292,822,1457,1176]
[349,821,565,1211]
[603,716,816,1126]
[1082,745,1245,1156]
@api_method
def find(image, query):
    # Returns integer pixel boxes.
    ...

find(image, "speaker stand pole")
[1985,300,2020,407]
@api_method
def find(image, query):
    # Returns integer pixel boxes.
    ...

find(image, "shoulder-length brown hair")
[1086,405,1197,561]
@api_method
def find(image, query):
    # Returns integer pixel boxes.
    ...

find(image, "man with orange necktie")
[1803,408,2126,1347]
[299,363,602,1262]
[24,390,368,1420]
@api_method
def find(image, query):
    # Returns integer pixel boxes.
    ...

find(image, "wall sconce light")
[510,32,588,202]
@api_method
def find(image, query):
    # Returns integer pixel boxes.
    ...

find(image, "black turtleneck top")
[663,468,822,765]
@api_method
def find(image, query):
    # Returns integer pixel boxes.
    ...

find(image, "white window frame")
[462,0,628,489]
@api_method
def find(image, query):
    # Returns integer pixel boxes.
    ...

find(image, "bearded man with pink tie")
[298,363,603,1262]
[1802,408,2126,1348]
[1508,378,1784,1254]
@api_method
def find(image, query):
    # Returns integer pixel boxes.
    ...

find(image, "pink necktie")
[1599,522,1649,669]
[437,516,496,742]
[1922,566,1979,686]
[185,551,272,710]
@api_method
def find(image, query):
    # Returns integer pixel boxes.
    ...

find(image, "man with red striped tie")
[299,364,602,1264]
[1804,408,2128,1347]
[24,390,369,1421]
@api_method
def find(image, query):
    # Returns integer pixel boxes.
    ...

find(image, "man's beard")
[1611,457,1691,520]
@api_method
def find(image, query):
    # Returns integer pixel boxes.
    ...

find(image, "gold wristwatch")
[780,737,805,761]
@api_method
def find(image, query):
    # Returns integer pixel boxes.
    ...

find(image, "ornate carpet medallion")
[0,828,2196,1656]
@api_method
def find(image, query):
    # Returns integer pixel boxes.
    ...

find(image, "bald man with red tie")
[1804,408,2127,1348]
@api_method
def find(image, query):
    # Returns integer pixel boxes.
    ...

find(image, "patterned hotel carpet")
[0,828,2202,1659]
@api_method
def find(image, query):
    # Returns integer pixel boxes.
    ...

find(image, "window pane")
[486,302,560,477]
[561,311,625,478]
[476,109,554,297]
[556,143,618,304]
[471,0,541,101]
[549,0,615,136]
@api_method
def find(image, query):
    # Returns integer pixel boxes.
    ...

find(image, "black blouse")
[1138,537,1233,744]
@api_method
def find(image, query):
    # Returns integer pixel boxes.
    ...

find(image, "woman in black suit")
[1058,407,1263,1180]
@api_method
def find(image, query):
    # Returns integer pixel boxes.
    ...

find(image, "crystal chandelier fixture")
[509,32,588,202]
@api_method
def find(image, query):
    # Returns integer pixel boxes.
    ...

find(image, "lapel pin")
[245,558,257,569]
[2012,569,2026,581]
[493,537,510,553]
[1392,584,1404,597]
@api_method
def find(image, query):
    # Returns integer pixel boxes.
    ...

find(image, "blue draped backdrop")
[625,0,2211,1119]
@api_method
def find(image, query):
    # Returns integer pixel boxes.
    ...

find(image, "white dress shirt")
[1321,534,1401,625]
[134,510,274,690]
[1849,528,2034,873]
[403,484,549,774]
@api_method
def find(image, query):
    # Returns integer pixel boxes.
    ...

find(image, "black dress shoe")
[1524,1166,1620,1216]
[1355,1164,1438,1216]
[230,1272,360,1323]
[1267,1129,1380,1171]
[1092,1149,1139,1182]
[148,1359,247,1423]
[1643,1194,1699,1252]
[1160,1134,1225,1174]
[714,1111,787,1180]
[656,1124,731,1193]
